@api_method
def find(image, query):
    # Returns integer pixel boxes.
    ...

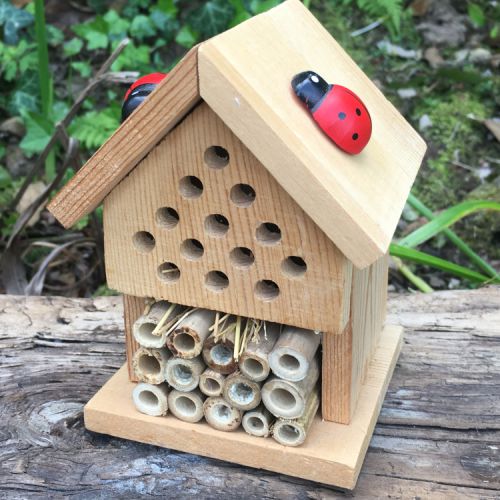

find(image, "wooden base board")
[84,324,403,490]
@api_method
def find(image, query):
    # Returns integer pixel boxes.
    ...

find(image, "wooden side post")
[322,254,389,423]
[123,295,146,382]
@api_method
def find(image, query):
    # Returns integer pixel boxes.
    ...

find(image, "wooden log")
[167,389,205,423]
[123,295,145,382]
[262,356,319,419]
[268,326,320,382]
[132,346,171,384]
[203,329,237,374]
[165,356,205,392]
[132,382,169,416]
[133,301,183,348]
[222,371,261,411]
[167,309,216,359]
[199,368,225,397]
[272,386,319,447]
[203,396,242,432]
[238,323,280,382]
[242,404,274,438]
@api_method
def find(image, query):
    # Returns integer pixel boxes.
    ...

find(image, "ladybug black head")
[121,83,158,122]
[291,71,330,112]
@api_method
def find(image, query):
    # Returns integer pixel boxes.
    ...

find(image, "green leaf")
[150,9,179,40]
[86,31,108,50]
[130,15,156,40]
[46,25,64,46]
[0,1,34,45]
[250,0,281,14]
[9,89,38,115]
[407,194,499,280]
[157,0,178,16]
[190,0,235,38]
[64,38,84,57]
[390,244,497,284]
[71,61,92,78]
[399,200,500,248]
[468,3,486,28]
[103,10,130,37]
[175,24,198,48]
[69,107,120,150]
[111,41,150,72]
[0,164,11,188]
[19,111,54,155]
[229,11,251,27]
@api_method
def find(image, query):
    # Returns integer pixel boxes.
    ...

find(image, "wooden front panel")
[104,102,350,333]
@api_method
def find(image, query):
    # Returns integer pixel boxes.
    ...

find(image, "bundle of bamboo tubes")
[131,300,321,446]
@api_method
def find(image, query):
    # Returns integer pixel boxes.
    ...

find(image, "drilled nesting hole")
[155,207,179,229]
[181,238,204,261]
[281,256,307,279]
[273,388,296,410]
[256,222,281,246]
[157,262,180,283]
[205,214,229,238]
[204,146,229,169]
[132,231,155,253]
[204,377,221,393]
[248,416,264,431]
[216,403,231,422]
[278,424,300,442]
[242,357,264,379]
[230,183,256,208]
[230,247,255,269]
[179,175,203,199]
[173,333,196,352]
[205,270,229,292]
[255,279,280,301]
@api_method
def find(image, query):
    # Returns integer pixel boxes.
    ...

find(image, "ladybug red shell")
[291,71,372,155]
[122,72,168,122]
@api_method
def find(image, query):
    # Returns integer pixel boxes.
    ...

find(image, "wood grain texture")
[47,46,200,228]
[123,294,145,382]
[0,288,499,497]
[104,102,351,333]
[322,255,388,423]
[199,0,427,269]
[85,323,402,490]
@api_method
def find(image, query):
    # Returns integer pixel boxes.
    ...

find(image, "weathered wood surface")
[0,288,499,498]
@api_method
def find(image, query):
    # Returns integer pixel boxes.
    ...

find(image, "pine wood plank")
[123,295,145,382]
[47,46,200,229]
[84,324,403,490]
[103,102,351,333]
[198,0,426,268]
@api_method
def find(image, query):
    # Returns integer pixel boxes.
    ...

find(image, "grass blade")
[391,256,434,292]
[407,194,499,279]
[400,199,500,248]
[390,244,499,284]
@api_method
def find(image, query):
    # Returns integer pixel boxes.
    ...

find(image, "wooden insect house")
[48,0,426,489]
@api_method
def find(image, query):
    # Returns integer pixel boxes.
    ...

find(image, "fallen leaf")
[483,119,500,142]
[410,0,431,17]
[16,181,46,226]
[424,47,444,68]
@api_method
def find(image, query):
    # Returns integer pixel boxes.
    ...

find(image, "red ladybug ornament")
[291,71,372,155]
[122,72,168,122]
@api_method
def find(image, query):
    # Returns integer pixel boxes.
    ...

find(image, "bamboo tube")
[133,301,183,348]
[165,356,205,392]
[268,326,321,382]
[203,396,242,431]
[202,330,237,374]
[222,371,261,411]
[132,382,169,416]
[167,309,216,359]
[262,355,319,419]
[242,404,274,438]
[167,388,205,423]
[132,346,171,384]
[199,368,225,397]
[239,323,280,382]
[272,386,319,447]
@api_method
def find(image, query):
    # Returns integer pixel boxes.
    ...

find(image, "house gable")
[104,102,352,333]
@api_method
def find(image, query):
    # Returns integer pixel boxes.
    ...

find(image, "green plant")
[391,196,500,291]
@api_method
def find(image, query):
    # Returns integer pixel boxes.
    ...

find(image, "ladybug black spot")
[352,133,359,141]
[356,108,361,116]
[338,112,346,120]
